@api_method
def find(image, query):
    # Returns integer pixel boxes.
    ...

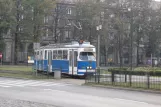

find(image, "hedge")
[108,67,161,76]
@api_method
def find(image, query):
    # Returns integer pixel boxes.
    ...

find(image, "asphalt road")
[0,77,160,107]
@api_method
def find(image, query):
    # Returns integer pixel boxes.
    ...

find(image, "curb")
[83,83,161,94]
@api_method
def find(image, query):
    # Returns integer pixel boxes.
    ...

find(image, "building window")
[44,17,46,23]
[46,16,48,23]
[31,7,34,12]
[44,16,48,23]
[101,11,104,18]
[67,8,72,15]
[21,6,24,10]
[21,15,24,20]
[19,27,23,32]
[100,0,105,2]
[46,29,48,37]
[78,10,82,15]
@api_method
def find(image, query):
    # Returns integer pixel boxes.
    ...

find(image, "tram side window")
[69,51,73,66]
[37,51,39,60]
[57,50,62,59]
[63,50,68,59]
[74,51,78,66]
[40,51,43,59]
[53,50,57,59]
[34,52,37,59]
[44,50,47,60]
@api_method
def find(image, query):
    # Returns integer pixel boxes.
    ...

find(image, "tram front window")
[79,52,95,61]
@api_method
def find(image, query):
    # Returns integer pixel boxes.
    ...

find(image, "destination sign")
[84,48,94,52]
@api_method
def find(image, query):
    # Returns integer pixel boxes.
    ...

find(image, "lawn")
[0,65,33,72]
[0,65,54,79]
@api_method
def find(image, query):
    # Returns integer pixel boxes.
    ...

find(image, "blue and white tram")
[34,41,96,76]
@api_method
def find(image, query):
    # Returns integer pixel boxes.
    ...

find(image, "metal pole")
[151,54,153,67]
[1,57,2,65]
[129,8,133,87]
[27,52,28,66]
[97,34,100,68]
[130,34,133,71]
[0,53,2,65]
[130,10,133,71]
[72,49,74,75]
[36,59,37,77]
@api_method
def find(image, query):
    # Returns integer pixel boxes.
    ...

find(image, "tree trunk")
[54,4,58,43]
[89,26,92,43]
[136,33,140,67]
[33,25,37,42]
[14,0,20,65]
[118,32,122,68]
[14,32,18,65]
[136,45,139,67]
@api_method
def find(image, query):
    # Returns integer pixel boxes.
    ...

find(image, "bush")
[108,67,128,71]
[108,67,161,76]
[133,67,161,72]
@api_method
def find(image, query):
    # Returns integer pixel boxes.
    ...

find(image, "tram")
[34,41,96,76]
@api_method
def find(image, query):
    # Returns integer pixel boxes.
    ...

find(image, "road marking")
[9,80,34,85]
[0,80,24,84]
[0,82,25,87]
[30,82,55,86]
[0,85,11,88]
[0,80,50,87]
[43,89,67,93]
[0,80,34,86]
[44,83,71,86]
[0,79,72,88]
[19,81,46,86]
[44,89,53,91]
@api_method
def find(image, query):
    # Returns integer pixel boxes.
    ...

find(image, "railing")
[85,69,161,90]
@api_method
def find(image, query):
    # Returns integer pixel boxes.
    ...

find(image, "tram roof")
[38,41,95,50]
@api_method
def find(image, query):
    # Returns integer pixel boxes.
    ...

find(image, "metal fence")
[85,69,161,90]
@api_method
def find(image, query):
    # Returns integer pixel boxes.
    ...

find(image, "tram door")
[69,49,78,75]
[48,50,52,72]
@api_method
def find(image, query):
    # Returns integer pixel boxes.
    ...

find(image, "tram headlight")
[86,66,92,69]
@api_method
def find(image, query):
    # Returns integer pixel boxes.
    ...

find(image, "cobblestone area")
[0,97,59,107]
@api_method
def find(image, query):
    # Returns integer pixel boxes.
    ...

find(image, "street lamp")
[96,25,102,68]
[128,8,133,71]
[128,7,133,86]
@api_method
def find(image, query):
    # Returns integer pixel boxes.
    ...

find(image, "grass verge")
[0,72,57,80]
[0,65,32,72]
[0,65,56,80]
